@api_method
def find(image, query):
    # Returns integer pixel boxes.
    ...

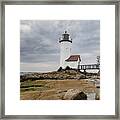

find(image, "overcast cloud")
[20,20,100,72]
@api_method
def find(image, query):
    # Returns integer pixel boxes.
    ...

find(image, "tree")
[96,56,100,65]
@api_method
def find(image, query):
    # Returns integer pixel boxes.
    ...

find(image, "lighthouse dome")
[59,31,72,43]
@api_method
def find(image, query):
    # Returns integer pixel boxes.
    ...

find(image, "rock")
[95,87,100,100]
[20,69,90,81]
[95,93,100,100]
[80,74,86,79]
[63,89,87,100]
[87,93,96,100]
[56,90,67,94]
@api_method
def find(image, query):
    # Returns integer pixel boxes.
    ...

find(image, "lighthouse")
[59,31,81,69]
[59,31,72,68]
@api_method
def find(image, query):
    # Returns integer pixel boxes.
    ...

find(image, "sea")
[20,72,33,76]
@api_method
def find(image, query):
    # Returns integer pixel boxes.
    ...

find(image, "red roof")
[65,55,81,62]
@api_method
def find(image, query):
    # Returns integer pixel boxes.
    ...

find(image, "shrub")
[65,66,71,70]
[57,67,63,72]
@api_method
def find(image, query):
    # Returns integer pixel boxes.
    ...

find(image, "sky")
[20,20,100,72]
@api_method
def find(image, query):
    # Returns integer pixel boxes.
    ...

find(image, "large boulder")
[63,89,87,100]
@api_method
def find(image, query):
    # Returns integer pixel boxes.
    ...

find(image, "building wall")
[60,41,72,68]
[64,59,80,69]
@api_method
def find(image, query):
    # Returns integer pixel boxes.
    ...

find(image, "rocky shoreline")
[20,69,99,81]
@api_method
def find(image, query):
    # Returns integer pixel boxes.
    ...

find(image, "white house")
[59,31,81,69]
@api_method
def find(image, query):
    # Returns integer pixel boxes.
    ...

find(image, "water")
[20,72,33,76]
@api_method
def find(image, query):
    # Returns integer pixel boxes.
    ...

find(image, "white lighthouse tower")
[59,31,72,68]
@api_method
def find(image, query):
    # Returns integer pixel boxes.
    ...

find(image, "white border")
[5,5,115,115]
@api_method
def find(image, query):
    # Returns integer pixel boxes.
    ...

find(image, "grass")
[20,79,98,100]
